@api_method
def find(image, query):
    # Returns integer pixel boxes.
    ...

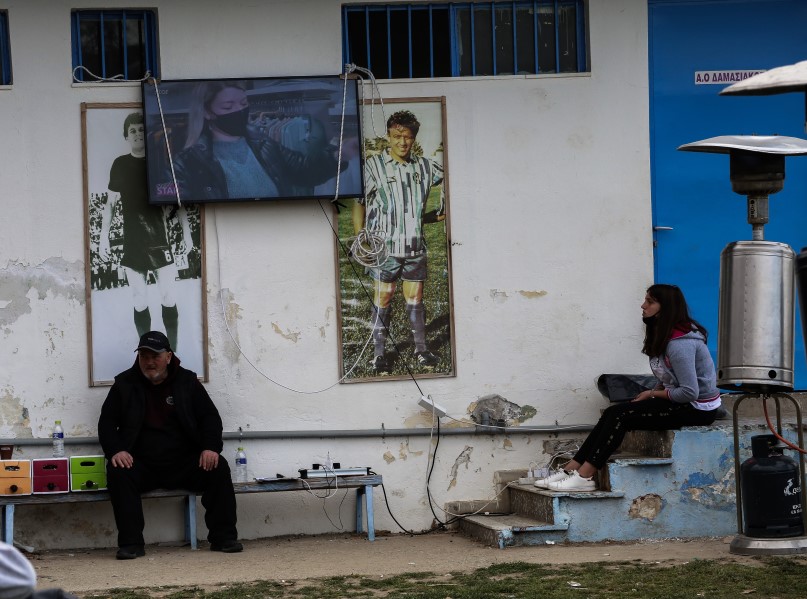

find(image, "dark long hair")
[641,284,708,357]
[184,81,248,149]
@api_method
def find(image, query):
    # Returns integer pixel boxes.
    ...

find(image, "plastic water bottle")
[234,447,248,483]
[52,420,64,458]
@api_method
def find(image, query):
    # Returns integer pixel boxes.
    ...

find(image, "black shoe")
[210,540,243,553]
[415,350,438,367]
[116,545,145,560]
[369,355,389,372]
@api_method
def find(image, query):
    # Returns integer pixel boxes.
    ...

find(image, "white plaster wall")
[0,0,655,548]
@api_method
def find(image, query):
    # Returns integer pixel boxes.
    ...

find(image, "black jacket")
[97,357,224,459]
[172,128,341,201]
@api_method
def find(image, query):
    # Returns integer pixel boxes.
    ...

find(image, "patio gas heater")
[678,135,807,555]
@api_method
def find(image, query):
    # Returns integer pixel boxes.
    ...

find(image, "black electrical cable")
[425,412,448,527]
[372,468,509,535]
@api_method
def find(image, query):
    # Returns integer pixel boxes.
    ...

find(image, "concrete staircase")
[453,423,794,548]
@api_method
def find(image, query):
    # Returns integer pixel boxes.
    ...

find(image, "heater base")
[729,534,807,556]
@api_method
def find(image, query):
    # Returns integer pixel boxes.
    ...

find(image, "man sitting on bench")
[98,331,242,559]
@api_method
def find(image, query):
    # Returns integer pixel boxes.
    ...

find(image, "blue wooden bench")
[0,474,382,549]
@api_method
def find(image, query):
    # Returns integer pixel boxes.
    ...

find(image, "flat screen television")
[141,75,363,205]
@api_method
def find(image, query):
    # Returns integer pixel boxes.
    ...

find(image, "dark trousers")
[107,456,238,548]
[573,397,719,469]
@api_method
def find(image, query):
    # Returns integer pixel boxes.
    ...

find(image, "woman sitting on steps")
[535,284,722,492]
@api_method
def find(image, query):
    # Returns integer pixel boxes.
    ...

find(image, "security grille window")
[0,11,11,85]
[342,1,588,79]
[71,9,159,82]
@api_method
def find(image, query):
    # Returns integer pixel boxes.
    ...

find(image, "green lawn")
[85,557,807,598]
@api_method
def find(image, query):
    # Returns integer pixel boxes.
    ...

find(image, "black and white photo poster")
[82,103,207,385]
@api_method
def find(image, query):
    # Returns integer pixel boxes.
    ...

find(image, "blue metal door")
[649,0,807,388]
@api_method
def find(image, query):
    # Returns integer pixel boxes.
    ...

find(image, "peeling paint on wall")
[469,394,536,426]
[70,424,95,437]
[383,450,395,464]
[0,387,34,437]
[44,324,64,355]
[397,439,423,461]
[0,258,84,326]
[447,445,473,491]
[271,322,301,343]
[518,405,538,423]
[518,290,548,299]
[219,289,243,363]
[489,289,508,303]
[680,468,736,512]
[628,494,663,521]
[319,306,333,339]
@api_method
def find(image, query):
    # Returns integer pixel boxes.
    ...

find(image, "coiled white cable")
[349,228,388,268]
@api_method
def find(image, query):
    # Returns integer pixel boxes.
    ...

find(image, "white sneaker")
[534,469,570,489]
[547,471,597,492]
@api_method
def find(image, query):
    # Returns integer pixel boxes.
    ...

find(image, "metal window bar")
[364,9,372,72]
[449,5,458,76]
[533,1,540,73]
[343,1,584,80]
[408,6,413,78]
[121,12,129,80]
[147,12,156,78]
[575,1,586,71]
[553,0,560,73]
[0,12,9,85]
[429,5,435,77]
[73,10,156,82]
[470,4,476,76]
[72,11,82,81]
[384,8,394,74]
[99,12,107,79]
[512,1,518,75]
[489,3,496,75]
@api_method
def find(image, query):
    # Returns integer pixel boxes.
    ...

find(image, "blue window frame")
[0,11,11,85]
[71,9,159,82]
[342,1,588,79]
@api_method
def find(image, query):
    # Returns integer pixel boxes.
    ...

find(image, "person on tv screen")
[171,81,343,202]
[99,111,192,352]
[352,110,445,373]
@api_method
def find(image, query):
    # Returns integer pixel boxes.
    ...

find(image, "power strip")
[298,467,370,479]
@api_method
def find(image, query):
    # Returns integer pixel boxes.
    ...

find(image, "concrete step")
[617,430,673,458]
[457,513,568,548]
[453,423,795,547]
[459,485,626,548]
[459,481,627,549]
[510,483,625,511]
[599,456,674,491]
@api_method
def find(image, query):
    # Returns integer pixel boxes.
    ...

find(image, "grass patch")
[82,556,807,599]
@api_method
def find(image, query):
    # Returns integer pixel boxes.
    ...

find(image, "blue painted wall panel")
[649,0,807,388]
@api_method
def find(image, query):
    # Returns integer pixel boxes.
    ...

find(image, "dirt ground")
[27,532,762,596]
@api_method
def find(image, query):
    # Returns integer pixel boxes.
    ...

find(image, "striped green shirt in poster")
[361,149,444,258]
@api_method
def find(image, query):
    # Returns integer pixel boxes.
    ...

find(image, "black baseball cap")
[135,331,171,353]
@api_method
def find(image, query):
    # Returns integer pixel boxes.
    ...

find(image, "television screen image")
[141,76,363,205]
